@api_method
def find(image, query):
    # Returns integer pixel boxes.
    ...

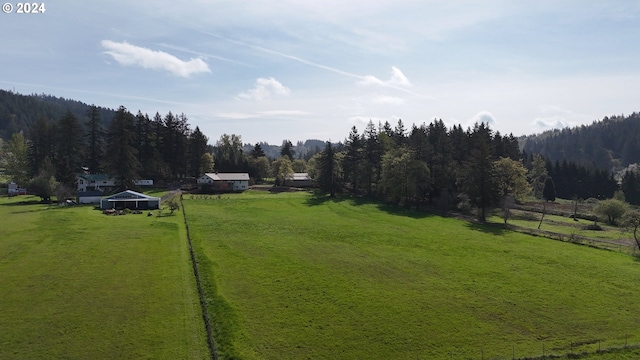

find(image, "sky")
[2,0,640,145]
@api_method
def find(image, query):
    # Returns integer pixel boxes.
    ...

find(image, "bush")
[583,222,603,231]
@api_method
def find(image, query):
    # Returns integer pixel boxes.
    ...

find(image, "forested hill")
[0,90,116,140]
[520,113,640,171]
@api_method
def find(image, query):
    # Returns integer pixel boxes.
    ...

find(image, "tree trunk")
[538,202,546,230]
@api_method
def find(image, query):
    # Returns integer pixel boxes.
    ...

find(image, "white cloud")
[467,111,497,127]
[360,66,411,88]
[388,66,411,87]
[236,77,291,101]
[532,116,570,131]
[101,40,210,77]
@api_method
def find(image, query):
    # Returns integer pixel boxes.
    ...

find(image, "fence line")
[180,192,218,360]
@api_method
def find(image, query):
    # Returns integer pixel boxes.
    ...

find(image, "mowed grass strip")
[186,191,640,360]
[0,196,209,359]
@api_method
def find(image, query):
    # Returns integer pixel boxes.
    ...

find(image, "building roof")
[202,173,250,181]
[78,173,112,181]
[78,191,104,197]
[287,173,312,181]
[102,190,160,201]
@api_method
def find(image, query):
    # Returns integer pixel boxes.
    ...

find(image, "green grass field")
[185,191,640,360]
[0,195,209,359]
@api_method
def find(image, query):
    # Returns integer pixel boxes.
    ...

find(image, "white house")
[77,174,153,192]
[77,174,114,192]
[197,173,250,192]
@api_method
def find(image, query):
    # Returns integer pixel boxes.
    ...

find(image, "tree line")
[3,102,640,214]
[1,105,211,199]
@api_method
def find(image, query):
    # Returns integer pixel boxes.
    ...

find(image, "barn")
[197,173,250,192]
[100,190,161,210]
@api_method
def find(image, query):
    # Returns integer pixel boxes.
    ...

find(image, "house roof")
[202,173,250,181]
[78,191,104,197]
[78,173,112,181]
[287,173,312,180]
[102,190,159,201]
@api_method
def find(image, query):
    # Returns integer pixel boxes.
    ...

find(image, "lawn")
[0,195,209,359]
[185,191,640,360]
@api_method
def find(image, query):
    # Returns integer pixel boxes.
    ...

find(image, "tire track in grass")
[179,192,217,360]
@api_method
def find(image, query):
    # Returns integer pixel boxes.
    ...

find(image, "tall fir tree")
[27,115,54,176]
[55,110,85,186]
[460,122,497,222]
[104,106,141,191]
[85,105,104,174]
[188,126,209,177]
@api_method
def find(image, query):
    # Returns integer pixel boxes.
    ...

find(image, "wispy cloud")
[101,40,210,77]
[361,66,411,87]
[156,43,250,66]
[198,31,432,99]
[236,77,291,101]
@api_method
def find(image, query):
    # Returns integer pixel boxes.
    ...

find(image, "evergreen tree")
[27,116,54,176]
[343,126,362,192]
[317,142,339,196]
[543,176,556,202]
[103,106,140,191]
[460,123,497,222]
[427,119,455,202]
[250,143,266,158]
[188,126,209,177]
[55,111,84,186]
[280,140,295,160]
[363,120,383,196]
[622,170,640,205]
[85,105,104,174]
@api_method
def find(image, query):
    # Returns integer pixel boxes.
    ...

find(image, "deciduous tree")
[594,199,628,226]
[2,132,29,186]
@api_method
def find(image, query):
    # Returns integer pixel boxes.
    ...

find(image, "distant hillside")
[0,90,116,140]
[242,139,330,160]
[520,113,640,171]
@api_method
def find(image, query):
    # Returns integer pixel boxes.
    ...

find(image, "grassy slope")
[186,191,640,360]
[0,196,208,359]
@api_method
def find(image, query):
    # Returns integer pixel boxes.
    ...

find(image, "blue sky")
[2,1,640,144]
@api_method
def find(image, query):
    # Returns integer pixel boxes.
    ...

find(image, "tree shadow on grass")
[305,193,436,220]
[0,199,44,206]
[465,221,509,236]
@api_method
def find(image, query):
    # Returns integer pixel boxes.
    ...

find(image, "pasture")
[0,195,208,359]
[185,191,640,359]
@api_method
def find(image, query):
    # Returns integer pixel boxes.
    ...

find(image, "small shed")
[100,190,161,210]
[8,182,27,196]
[284,173,313,187]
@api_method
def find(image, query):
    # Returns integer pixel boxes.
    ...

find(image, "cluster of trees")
[1,105,211,199]
[521,156,619,200]
[306,119,525,221]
